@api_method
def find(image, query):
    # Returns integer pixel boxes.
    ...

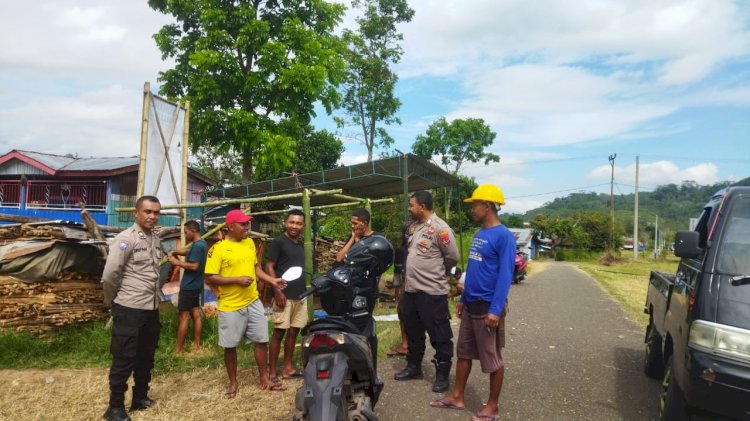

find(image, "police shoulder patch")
[118,241,130,250]
[438,229,450,246]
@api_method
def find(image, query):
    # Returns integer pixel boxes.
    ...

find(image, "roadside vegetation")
[566,253,679,327]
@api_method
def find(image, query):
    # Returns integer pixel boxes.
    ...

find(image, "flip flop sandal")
[472,411,500,421]
[429,398,464,410]
[386,348,408,357]
[224,387,238,399]
[282,369,304,379]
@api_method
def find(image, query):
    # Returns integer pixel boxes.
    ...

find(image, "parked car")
[643,186,750,420]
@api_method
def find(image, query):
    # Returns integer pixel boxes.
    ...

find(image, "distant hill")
[520,177,750,238]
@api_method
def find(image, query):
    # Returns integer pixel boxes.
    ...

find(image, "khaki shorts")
[456,309,506,373]
[218,299,269,348]
[272,298,308,329]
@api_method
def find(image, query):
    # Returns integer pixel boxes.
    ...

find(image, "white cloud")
[396,0,750,147]
[587,160,720,186]
[338,152,368,167]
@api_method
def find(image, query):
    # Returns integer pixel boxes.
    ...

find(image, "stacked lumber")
[0,273,108,334]
[315,237,345,273]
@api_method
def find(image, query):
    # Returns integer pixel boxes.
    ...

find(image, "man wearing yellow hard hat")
[430,184,516,421]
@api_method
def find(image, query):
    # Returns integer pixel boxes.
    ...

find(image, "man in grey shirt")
[101,195,163,421]
[394,190,459,393]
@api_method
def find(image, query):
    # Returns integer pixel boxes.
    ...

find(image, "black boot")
[103,407,131,421]
[394,362,423,381]
[432,358,451,393]
[130,397,156,411]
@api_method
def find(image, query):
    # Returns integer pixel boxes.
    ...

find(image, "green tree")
[503,214,525,228]
[412,117,500,174]
[529,214,580,257]
[336,0,415,161]
[412,117,500,218]
[255,126,344,180]
[191,145,242,187]
[149,0,347,183]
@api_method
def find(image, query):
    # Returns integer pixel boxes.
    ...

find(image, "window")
[0,181,21,208]
[26,180,107,210]
[717,196,750,275]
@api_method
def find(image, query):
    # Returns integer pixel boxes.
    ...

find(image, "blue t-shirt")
[181,239,208,290]
[461,224,516,316]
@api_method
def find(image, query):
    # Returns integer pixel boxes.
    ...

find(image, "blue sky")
[1,1,748,213]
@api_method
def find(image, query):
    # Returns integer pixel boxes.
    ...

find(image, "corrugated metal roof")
[19,150,76,170]
[60,156,138,171]
[212,154,461,206]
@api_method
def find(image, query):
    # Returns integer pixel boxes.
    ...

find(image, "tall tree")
[412,117,500,218]
[149,0,347,183]
[255,126,344,180]
[335,0,415,161]
[412,117,500,174]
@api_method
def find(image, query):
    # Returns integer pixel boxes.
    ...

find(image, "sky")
[1,1,749,214]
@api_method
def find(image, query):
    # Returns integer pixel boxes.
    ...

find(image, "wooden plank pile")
[0,219,109,334]
[315,237,345,273]
[0,270,108,333]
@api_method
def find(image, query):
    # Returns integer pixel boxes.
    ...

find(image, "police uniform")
[402,214,459,367]
[102,223,163,410]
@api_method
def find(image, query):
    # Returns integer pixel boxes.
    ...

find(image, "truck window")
[694,208,711,249]
[717,196,750,275]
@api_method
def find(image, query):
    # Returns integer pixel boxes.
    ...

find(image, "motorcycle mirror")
[282,266,303,282]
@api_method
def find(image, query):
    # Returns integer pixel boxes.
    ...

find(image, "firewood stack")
[315,237,345,273]
[0,221,109,334]
[0,270,108,334]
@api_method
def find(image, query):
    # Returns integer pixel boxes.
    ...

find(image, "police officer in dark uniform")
[101,195,163,421]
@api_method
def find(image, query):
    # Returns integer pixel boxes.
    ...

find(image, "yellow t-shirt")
[205,238,258,312]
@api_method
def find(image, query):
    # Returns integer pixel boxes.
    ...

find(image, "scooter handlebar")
[298,287,316,300]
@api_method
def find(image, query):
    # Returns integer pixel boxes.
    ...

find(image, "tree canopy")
[412,117,500,175]
[336,0,414,161]
[149,0,347,183]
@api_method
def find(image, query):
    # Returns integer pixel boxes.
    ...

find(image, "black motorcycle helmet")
[344,234,394,275]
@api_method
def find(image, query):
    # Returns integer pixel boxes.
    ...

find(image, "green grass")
[571,255,679,327]
[1,301,407,372]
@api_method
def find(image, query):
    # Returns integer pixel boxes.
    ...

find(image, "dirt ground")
[0,366,301,421]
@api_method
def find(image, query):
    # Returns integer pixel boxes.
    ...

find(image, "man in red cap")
[205,209,288,398]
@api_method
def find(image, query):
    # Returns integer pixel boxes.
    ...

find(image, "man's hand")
[456,302,463,318]
[273,278,288,290]
[167,254,180,267]
[485,312,500,328]
[236,276,254,287]
[274,290,287,309]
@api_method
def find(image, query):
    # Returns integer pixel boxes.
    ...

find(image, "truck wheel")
[644,325,664,379]
[660,356,689,421]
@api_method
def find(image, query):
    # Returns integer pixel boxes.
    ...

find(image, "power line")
[506,183,611,199]
[461,154,603,169]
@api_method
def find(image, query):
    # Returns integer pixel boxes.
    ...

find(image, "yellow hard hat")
[464,184,505,205]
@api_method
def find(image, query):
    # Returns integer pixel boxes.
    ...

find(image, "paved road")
[375,262,661,420]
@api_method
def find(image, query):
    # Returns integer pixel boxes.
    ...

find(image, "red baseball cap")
[225,209,252,225]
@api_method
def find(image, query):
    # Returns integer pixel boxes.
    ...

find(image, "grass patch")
[1,299,408,372]
[572,256,679,327]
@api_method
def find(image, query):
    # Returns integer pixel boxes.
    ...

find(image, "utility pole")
[608,153,617,254]
[633,155,639,261]
[654,215,659,259]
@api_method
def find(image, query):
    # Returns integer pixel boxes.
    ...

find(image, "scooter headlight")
[352,295,367,310]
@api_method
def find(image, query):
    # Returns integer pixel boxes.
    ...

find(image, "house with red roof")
[0,149,214,226]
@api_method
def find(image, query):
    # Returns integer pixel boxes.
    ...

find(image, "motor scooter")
[293,234,393,421]
[513,251,528,284]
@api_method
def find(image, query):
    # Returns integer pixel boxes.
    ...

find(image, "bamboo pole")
[180,101,190,267]
[203,198,394,221]
[136,82,151,198]
[303,188,314,321]
[114,188,343,212]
